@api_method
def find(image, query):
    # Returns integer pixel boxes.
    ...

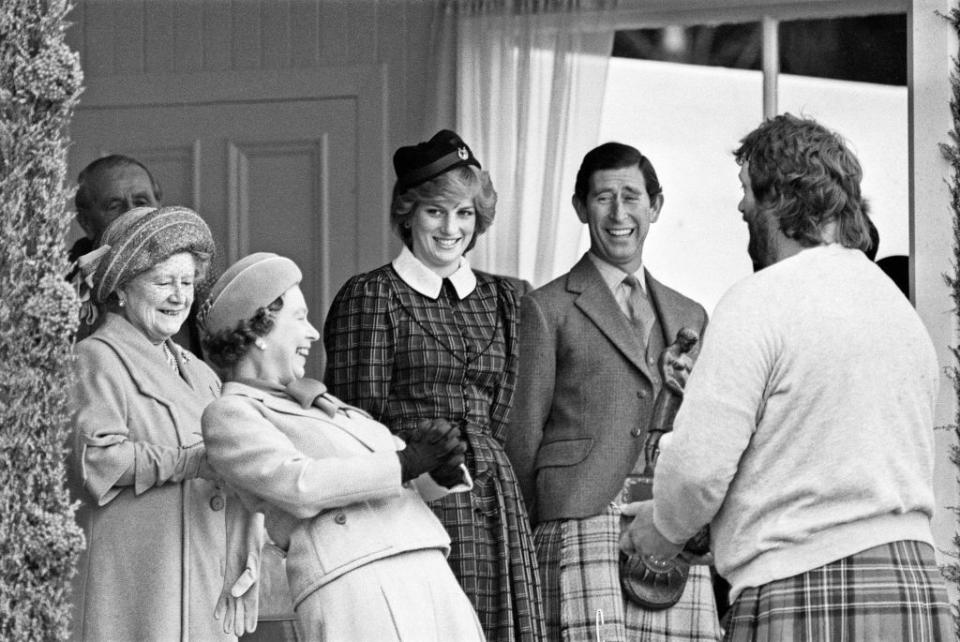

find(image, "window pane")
[597,54,761,313]
[779,14,907,259]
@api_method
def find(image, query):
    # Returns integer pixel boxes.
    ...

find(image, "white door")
[68,68,389,378]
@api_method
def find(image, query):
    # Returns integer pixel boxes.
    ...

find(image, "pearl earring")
[117,296,125,307]
[255,338,267,350]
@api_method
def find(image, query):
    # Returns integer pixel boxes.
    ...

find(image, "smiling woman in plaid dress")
[324,130,545,642]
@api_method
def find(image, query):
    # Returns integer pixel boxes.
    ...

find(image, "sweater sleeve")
[488,278,519,444]
[653,284,773,543]
[201,397,403,520]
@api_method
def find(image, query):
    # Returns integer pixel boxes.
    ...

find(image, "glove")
[214,552,259,635]
[214,498,262,636]
[178,442,213,481]
[397,419,467,483]
[429,461,467,488]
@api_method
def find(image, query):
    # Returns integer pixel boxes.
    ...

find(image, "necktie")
[623,275,653,344]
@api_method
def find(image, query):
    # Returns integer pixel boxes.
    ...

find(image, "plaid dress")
[324,263,545,642]
[723,540,953,642]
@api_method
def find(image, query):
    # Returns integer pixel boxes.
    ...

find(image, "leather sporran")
[619,552,690,610]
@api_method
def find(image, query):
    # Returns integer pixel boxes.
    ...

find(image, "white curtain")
[430,2,615,286]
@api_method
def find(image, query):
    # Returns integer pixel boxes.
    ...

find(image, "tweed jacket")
[67,313,230,642]
[505,254,708,525]
[201,380,455,609]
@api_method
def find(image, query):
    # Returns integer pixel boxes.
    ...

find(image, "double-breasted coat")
[201,379,483,641]
[67,313,231,642]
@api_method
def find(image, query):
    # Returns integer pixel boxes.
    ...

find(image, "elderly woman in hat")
[199,252,484,641]
[67,206,259,642]
[323,130,545,640]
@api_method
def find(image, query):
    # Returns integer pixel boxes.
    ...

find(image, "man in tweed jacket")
[506,142,720,640]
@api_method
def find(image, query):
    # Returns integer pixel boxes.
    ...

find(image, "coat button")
[334,512,347,525]
[636,390,647,399]
[209,495,225,511]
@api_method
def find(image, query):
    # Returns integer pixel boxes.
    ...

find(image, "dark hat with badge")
[393,129,481,193]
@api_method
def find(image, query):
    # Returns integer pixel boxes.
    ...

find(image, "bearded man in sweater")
[620,113,953,640]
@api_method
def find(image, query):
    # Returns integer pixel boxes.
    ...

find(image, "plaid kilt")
[723,540,953,642]
[535,505,722,641]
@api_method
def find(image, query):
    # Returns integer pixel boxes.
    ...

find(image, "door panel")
[70,97,359,379]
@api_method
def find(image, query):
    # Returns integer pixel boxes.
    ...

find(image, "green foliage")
[942,6,960,639]
[0,0,85,639]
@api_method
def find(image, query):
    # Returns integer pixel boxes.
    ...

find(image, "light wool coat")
[201,381,484,641]
[68,313,231,642]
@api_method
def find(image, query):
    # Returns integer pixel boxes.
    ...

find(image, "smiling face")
[119,252,196,344]
[257,285,319,386]
[409,197,477,277]
[574,165,663,274]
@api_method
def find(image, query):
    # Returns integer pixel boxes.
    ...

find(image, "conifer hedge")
[943,7,960,637]
[0,0,85,639]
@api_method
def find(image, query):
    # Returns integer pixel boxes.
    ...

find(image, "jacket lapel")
[94,313,211,444]
[568,255,654,382]
[229,381,387,452]
[647,272,701,356]
[96,314,195,404]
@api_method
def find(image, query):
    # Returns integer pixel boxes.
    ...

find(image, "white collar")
[392,245,477,299]
[587,252,646,294]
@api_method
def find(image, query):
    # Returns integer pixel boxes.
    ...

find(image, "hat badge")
[457,147,469,160]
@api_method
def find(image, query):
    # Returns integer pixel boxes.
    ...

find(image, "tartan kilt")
[535,504,722,641]
[723,540,954,642]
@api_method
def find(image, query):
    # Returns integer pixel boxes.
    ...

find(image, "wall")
[66,0,439,155]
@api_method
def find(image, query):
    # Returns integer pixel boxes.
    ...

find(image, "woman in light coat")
[199,252,485,641]
[68,206,258,642]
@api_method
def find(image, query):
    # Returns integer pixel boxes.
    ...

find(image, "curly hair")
[202,295,284,370]
[390,165,497,253]
[733,113,871,251]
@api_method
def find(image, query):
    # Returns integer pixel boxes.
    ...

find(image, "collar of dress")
[391,245,477,300]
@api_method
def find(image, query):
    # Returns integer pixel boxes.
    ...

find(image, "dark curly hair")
[734,113,872,252]
[202,296,284,370]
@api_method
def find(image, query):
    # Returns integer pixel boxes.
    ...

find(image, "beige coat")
[68,313,231,642]
[200,380,455,609]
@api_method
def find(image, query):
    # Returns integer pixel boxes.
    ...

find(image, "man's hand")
[618,500,684,561]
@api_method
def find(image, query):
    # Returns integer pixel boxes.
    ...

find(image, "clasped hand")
[397,418,467,484]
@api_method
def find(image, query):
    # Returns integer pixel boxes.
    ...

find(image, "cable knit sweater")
[653,244,940,602]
